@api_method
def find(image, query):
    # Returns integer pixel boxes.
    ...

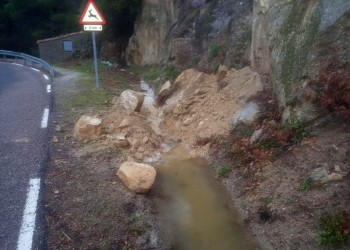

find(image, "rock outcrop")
[126,0,178,65]
[117,161,157,193]
[251,0,350,117]
[126,0,253,70]
[74,115,102,140]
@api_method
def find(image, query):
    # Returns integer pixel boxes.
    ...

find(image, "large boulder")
[74,115,102,140]
[119,90,146,112]
[117,161,157,193]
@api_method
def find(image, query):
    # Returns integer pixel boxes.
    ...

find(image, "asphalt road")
[0,61,51,249]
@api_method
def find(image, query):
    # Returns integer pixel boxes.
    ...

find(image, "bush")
[312,60,350,121]
[318,211,350,247]
[216,165,232,178]
[283,119,309,143]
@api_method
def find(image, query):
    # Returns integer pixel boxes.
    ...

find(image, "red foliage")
[312,60,350,121]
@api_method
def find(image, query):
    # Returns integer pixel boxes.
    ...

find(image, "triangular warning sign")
[80,0,106,25]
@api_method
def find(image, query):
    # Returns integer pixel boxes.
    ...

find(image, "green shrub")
[256,137,282,149]
[284,119,309,143]
[318,212,350,247]
[299,177,313,191]
[216,165,232,178]
[208,43,225,61]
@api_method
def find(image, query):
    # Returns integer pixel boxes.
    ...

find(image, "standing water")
[156,146,259,250]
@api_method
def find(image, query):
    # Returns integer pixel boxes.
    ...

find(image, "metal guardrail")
[0,50,54,77]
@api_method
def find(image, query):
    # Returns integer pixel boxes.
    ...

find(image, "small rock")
[194,89,207,96]
[55,125,64,132]
[117,161,157,193]
[119,118,131,129]
[135,152,143,160]
[217,65,229,82]
[198,121,204,127]
[138,147,145,153]
[131,139,142,149]
[309,164,346,186]
[173,106,183,115]
[159,80,172,95]
[107,134,130,148]
[51,136,58,143]
[183,117,194,126]
[142,136,149,144]
[250,129,263,143]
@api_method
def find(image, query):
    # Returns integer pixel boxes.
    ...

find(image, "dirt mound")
[160,67,263,156]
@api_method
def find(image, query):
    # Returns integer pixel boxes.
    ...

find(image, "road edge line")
[41,108,50,129]
[17,178,41,250]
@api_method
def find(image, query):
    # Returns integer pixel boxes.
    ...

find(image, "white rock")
[117,161,157,193]
[250,129,263,143]
[74,115,102,140]
[159,80,172,95]
[231,102,260,128]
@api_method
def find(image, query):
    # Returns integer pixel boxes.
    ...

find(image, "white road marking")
[11,63,24,67]
[41,108,49,129]
[43,74,49,80]
[47,85,51,93]
[17,178,41,250]
[30,68,40,72]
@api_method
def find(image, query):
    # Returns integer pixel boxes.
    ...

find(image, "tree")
[0,0,81,54]
[99,0,142,40]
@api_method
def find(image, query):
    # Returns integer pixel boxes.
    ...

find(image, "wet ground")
[155,146,259,250]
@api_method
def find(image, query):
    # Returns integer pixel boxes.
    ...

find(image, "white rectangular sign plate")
[84,25,103,31]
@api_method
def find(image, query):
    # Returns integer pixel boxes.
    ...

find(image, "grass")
[65,70,111,113]
[299,177,313,191]
[208,43,225,61]
[59,60,131,113]
[266,197,273,206]
[284,119,310,143]
[318,211,350,247]
[216,165,232,178]
[128,64,180,91]
[256,138,282,149]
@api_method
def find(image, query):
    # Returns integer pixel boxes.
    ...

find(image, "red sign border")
[79,0,106,25]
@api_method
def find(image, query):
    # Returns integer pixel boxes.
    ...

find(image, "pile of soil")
[160,67,262,157]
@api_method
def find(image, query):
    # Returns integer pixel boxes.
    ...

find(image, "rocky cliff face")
[126,0,350,119]
[126,0,178,65]
[127,0,253,71]
[252,0,350,114]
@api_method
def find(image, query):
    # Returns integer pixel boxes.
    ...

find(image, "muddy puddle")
[155,146,259,250]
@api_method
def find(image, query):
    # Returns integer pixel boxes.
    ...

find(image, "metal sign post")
[92,31,99,89]
[79,0,106,90]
